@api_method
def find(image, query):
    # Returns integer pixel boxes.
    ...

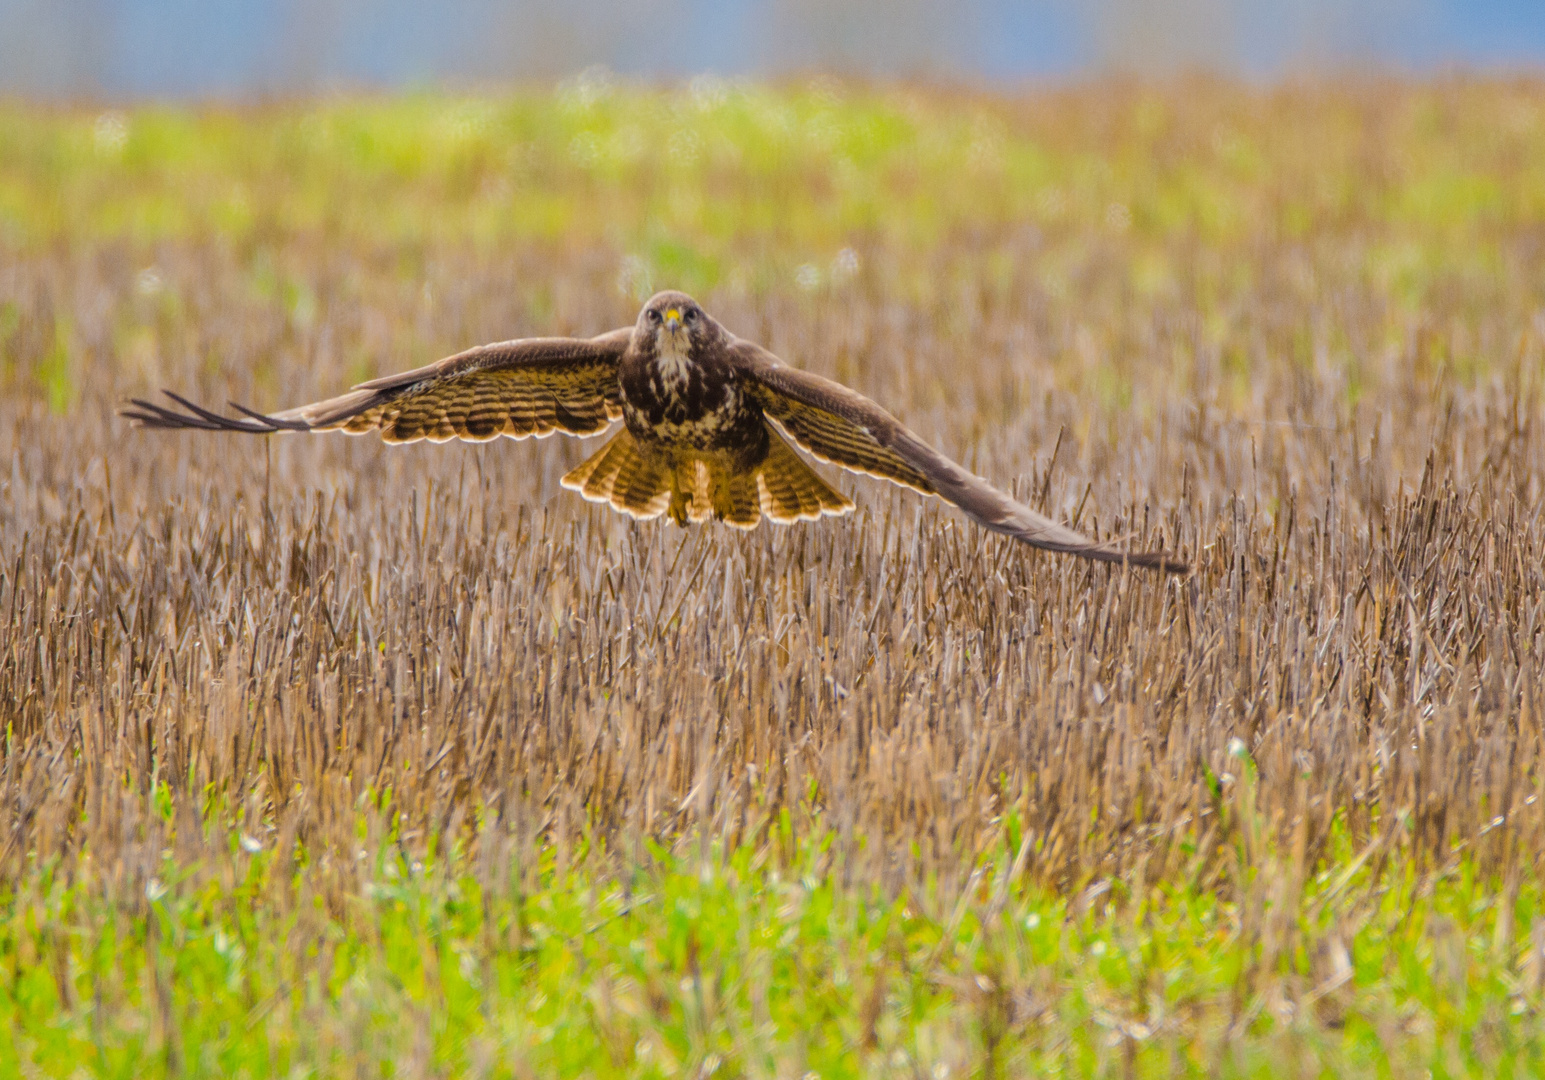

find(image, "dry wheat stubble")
[1,225,1543,907]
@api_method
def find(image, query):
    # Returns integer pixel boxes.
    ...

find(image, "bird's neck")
[655,335,693,392]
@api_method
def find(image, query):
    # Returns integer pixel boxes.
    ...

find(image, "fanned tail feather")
[560,426,851,529]
[755,430,854,524]
[710,464,763,529]
[560,429,672,520]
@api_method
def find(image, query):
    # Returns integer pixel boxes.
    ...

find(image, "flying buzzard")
[123,291,1186,572]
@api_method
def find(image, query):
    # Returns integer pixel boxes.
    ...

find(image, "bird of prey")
[123,290,1186,572]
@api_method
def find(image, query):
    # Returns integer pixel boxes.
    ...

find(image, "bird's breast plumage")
[620,335,762,452]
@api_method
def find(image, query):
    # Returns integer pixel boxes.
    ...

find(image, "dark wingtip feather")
[228,401,310,431]
[121,397,222,430]
[118,391,300,433]
[1087,546,1190,575]
[1126,550,1190,575]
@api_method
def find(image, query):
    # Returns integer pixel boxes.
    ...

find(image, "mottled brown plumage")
[123,290,1187,573]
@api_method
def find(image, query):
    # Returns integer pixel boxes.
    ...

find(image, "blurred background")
[1,0,1542,98]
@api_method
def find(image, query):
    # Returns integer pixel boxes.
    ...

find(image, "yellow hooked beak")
[663,307,682,331]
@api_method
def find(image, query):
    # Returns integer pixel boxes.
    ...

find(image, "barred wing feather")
[122,329,632,444]
[734,340,1187,573]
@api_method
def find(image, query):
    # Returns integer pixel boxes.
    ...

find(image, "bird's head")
[637,291,715,355]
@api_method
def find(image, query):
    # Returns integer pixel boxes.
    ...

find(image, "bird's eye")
[647,309,661,323]
[684,309,697,323]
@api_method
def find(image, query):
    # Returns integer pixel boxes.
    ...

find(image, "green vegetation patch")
[3,813,1543,1079]
[2,80,1543,260]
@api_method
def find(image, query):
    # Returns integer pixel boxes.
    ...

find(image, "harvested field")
[2,78,1545,1075]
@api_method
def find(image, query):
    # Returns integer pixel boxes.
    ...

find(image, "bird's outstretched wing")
[122,329,633,444]
[733,340,1188,573]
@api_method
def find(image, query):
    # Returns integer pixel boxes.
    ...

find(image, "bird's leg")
[668,481,691,526]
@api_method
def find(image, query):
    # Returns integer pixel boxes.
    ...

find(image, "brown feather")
[711,464,763,529]
[731,340,1188,574]
[561,425,852,530]
[741,352,934,493]
[755,429,855,524]
[122,330,632,443]
[560,428,673,520]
